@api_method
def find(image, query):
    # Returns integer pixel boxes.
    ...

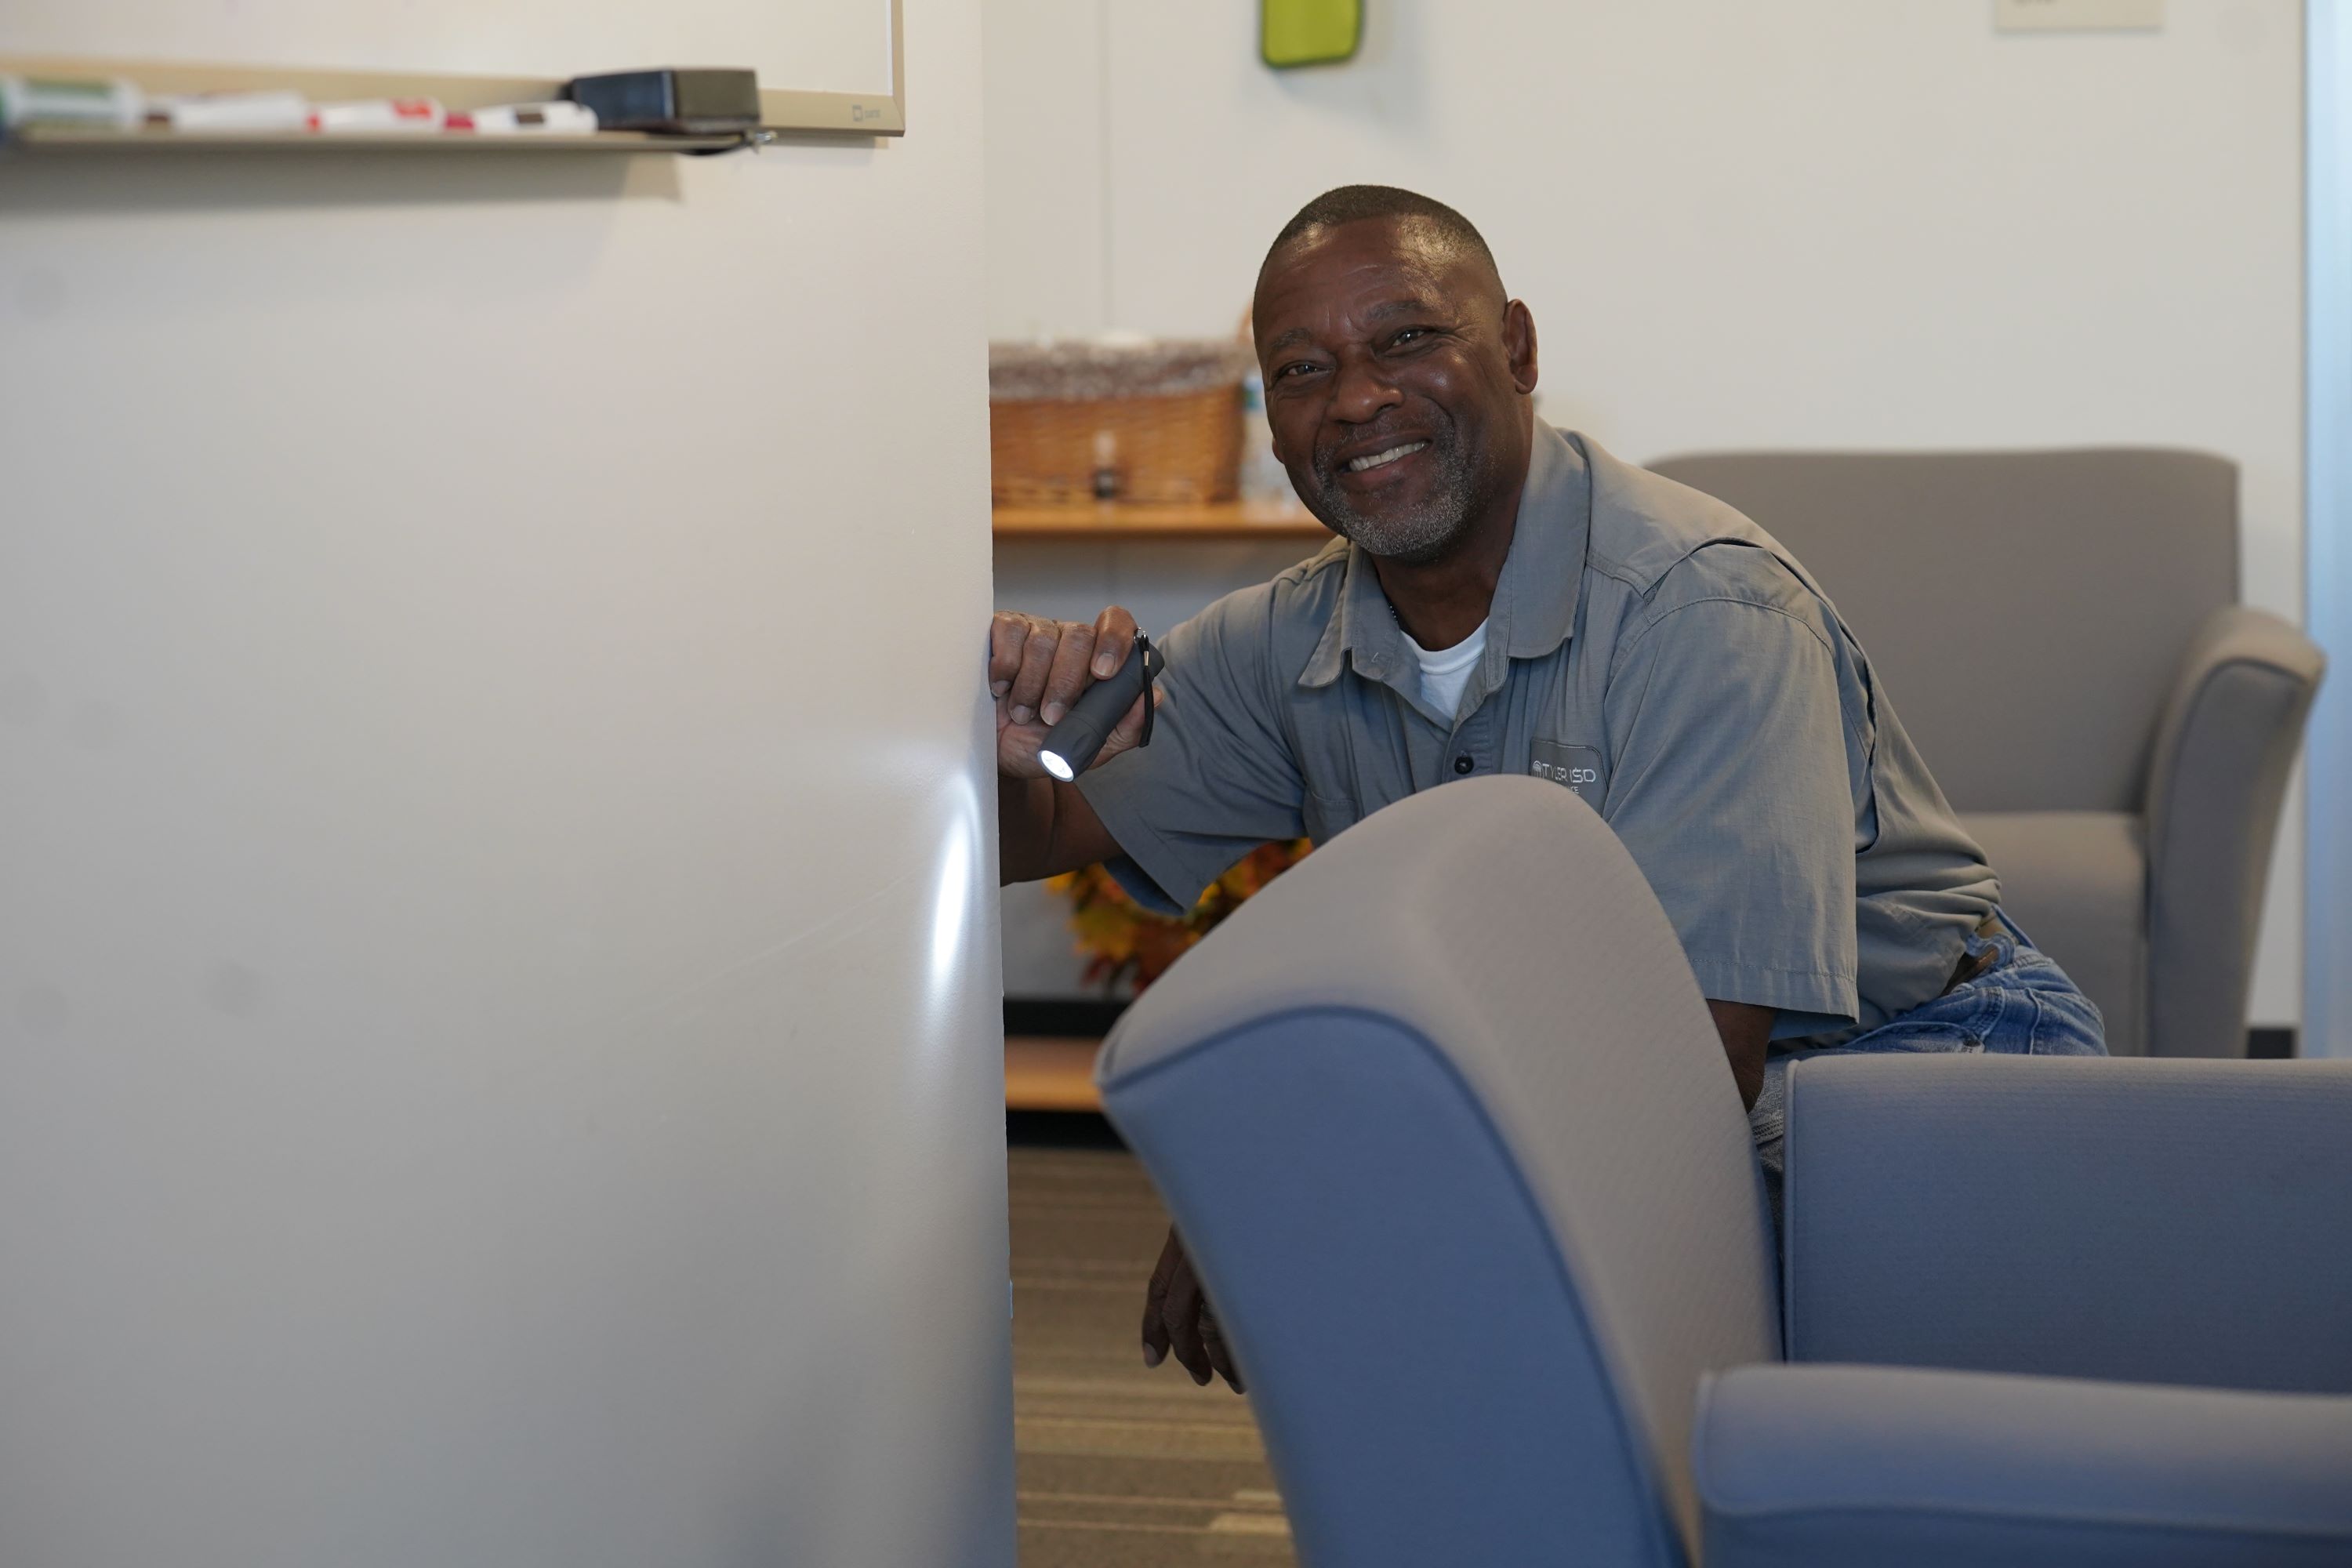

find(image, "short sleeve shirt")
[1076,424,2001,1041]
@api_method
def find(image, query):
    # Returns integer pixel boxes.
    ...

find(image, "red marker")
[308,98,445,133]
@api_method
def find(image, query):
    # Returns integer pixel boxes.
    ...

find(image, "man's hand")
[989,607,1156,780]
[1140,1225,1244,1393]
[1708,999,1774,1110]
[1131,1009,1764,1405]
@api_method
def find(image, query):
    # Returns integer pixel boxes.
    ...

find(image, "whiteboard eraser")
[564,69,759,133]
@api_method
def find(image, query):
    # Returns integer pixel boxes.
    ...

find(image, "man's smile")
[1345,440,1431,474]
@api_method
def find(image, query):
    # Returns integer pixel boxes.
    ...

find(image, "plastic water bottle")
[1237,368,1297,510]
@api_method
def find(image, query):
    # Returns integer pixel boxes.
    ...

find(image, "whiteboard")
[0,0,896,106]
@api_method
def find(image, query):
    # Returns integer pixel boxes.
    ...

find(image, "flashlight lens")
[1040,751,1075,782]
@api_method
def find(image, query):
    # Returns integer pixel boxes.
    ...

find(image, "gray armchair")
[1098,779,2352,1566]
[1646,449,2324,1057]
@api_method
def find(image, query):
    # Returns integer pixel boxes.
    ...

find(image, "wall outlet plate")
[1996,0,2164,31]
[1262,0,1363,69]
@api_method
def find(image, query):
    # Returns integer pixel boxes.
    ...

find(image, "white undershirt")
[1400,618,1490,723]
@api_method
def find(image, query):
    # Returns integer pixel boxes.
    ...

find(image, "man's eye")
[1389,328,1429,348]
[1276,361,1321,379]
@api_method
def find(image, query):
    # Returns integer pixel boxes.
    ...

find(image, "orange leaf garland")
[1047,839,1313,994]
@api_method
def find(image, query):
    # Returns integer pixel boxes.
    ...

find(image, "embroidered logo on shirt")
[1530,741,1605,800]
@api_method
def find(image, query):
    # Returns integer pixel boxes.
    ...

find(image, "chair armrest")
[1696,1363,2352,1568]
[1783,1054,2352,1391]
[2143,604,2325,1056]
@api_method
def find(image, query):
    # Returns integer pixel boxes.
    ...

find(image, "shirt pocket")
[1528,738,1608,806]
[1301,790,1362,845]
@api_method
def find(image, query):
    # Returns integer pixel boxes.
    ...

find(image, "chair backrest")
[1096,778,1780,1568]
[1646,449,2238,813]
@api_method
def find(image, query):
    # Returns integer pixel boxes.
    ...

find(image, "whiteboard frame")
[0,1,905,139]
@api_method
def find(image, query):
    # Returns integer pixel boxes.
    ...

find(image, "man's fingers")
[1038,622,1098,728]
[1197,1304,1246,1395]
[1163,1255,1214,1386]
[1166,1283,1212,1385]
[1142,1227,1180,1369]
[1147,1227,1213,1385]
[1005,622,1062,724]
[1142,1226,1236,1390]
[986,613,1031,696]
[993,606,1134,716]
[1091,605,1139,678]
[1098,687,1163,764]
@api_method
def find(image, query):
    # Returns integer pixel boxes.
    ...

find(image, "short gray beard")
[1309,435,1479,566]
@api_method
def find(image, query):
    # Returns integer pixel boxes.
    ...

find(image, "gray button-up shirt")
[1078,423,1999,1040]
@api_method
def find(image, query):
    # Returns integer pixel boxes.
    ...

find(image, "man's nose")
[1329,353,1402,424]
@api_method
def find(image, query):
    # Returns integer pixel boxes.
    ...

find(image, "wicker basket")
[990,339,1250,506]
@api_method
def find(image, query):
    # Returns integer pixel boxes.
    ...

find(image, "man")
[991,186,2104,1394]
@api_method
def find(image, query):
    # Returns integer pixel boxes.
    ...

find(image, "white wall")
[0,2,1015,1563]
[987,0,2309,1025]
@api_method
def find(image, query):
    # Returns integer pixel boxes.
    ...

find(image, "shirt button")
[1454,755,1474,775]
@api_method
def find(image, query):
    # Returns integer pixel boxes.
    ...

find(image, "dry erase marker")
[0,75,143,132]
[449,102,598,135]
[155,90,309,132]
[309,98,445,133]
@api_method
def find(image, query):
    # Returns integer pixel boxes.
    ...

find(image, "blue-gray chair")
[1647,449,2325,1058]
[1096,777,2352,1566]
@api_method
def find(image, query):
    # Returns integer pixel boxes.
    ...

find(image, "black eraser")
[564,69,761,133]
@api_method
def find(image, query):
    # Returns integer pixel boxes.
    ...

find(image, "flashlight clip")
[1134,632,1159,750]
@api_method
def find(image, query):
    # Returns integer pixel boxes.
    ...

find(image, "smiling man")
[989,185,2104,1392]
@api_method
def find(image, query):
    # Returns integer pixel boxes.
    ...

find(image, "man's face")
[1253,216,1537,564]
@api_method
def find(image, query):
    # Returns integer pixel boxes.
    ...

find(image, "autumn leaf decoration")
[1047,839,1314,994]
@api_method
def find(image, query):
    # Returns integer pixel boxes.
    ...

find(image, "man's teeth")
[1347,441,1429,474]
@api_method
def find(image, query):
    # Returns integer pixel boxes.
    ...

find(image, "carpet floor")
[1010,1122,1295,1566]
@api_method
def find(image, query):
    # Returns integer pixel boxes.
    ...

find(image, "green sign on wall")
[1262,0,1362,69]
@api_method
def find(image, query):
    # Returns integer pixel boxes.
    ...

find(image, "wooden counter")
[1005,1034,1105,1111]
[993,501,1330,543]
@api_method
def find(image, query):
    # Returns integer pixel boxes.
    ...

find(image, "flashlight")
[1038,633,1163,782]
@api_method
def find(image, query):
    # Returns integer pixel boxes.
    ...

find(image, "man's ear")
[1504,299,1539,395]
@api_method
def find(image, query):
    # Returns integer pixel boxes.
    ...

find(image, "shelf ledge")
[5,125,750,154]
[993,502,1331,543]
[0,51,903,139]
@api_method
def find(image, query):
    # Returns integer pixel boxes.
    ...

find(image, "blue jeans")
[1748,912,2107,1191]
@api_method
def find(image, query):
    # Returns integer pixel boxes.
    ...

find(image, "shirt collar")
[1300,422,1593,689]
